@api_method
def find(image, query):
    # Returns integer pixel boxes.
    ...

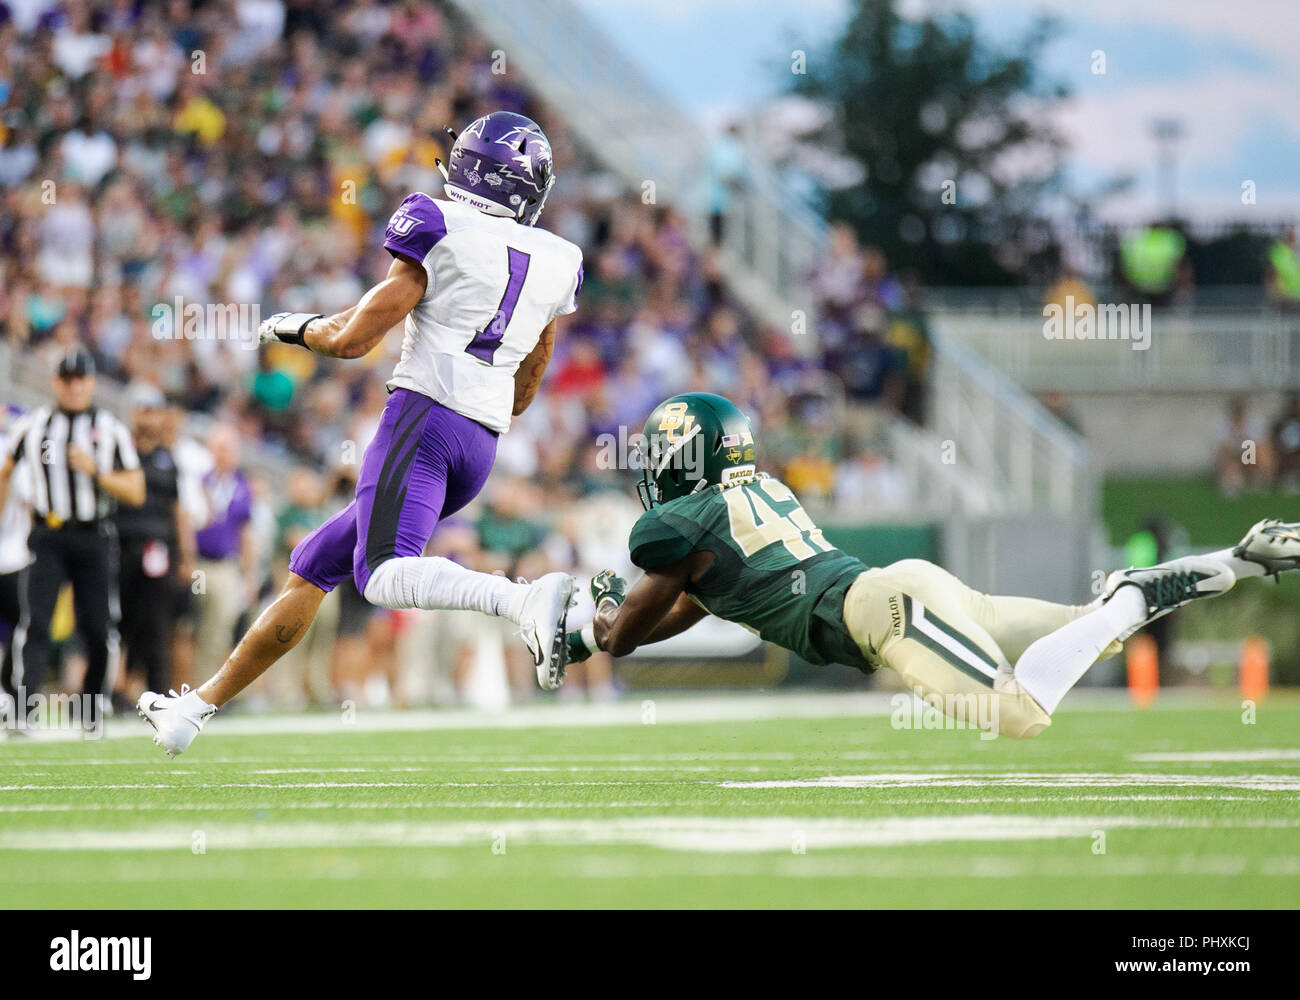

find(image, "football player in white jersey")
[140,112,585,757]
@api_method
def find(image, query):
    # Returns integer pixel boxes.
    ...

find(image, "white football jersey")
[382,193,583,434]
[0,458,33,574]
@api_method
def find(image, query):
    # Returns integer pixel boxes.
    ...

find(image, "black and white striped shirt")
[5,406,140,525]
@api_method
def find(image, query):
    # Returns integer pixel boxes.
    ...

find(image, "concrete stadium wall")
[1061,390,1291,475]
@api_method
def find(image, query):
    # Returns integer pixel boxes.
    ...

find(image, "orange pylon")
[1239,635,1270,702]
[1126,633,1159,708]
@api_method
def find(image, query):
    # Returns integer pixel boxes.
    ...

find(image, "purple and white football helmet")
[438,111,556,227]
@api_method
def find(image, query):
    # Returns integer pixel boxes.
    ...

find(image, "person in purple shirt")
[192,425,255,676]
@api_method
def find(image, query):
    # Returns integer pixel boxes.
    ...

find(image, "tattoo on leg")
[276,621,304,644]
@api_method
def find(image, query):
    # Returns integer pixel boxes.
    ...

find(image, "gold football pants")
[842,559,1102,738]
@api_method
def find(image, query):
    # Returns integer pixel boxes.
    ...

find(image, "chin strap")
[434,125,458,181]
[442,183,517,218]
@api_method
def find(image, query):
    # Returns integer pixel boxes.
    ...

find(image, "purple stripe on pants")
[289,389,498,596]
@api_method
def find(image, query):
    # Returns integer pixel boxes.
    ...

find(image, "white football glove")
[257,312,323,348]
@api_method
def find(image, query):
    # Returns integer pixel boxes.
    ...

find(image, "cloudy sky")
[572,0,1300,223]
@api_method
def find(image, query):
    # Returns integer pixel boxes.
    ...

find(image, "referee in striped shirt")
[0,348,145,728]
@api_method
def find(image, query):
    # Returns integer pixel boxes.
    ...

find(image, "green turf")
[3,695,1300,908]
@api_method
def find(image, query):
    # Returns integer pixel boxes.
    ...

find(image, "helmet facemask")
[637,423,707,511]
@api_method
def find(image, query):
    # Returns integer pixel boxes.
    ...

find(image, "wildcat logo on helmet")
[440,111,557,226]
[498,123,549,148]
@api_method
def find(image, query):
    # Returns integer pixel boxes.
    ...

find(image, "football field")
[3,691,1299,909]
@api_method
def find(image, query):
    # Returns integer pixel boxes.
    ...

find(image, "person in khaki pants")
[192,427,254,677]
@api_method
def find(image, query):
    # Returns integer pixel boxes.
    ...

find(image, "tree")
[792,0,1068,283]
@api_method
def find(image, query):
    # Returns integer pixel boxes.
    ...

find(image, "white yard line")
[0,752,845,766]
[3,692,900,742]
[0,800,675,813]
[1130,749,1300,762]
[720,772,1300,792]
[0,780,701,790]
[4,687,1248,745]
[2,852,1295,885]
[0,790,1279,813]
[2,814,1299,854]
[8,768,1300,794]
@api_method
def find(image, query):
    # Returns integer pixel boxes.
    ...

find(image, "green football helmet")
[637,392,758,510]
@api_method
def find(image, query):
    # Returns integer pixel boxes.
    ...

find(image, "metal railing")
[924,331,1101,600]
[927,330,1095,519]
[935,308,1300,393]
[882,414,1006,518]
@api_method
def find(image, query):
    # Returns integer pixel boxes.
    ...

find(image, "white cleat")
[137,685,217,759]
[1102,556,1236,637]
[515,572,577,690]
[1234,518,1300,576]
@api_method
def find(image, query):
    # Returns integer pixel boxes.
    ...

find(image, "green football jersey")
[628,474,873,671]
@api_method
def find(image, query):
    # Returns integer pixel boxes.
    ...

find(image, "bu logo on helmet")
[657,401,695,442]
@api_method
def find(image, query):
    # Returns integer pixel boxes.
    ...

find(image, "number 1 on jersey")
[466,246,531,363]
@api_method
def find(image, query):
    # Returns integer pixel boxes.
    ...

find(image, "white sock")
[363,557,527,620]
[180,688,216,714]
[1202,547,1266,580]
[1013,587,1147,714]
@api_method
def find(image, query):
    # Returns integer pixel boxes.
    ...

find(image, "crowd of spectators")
[0,0,929,709]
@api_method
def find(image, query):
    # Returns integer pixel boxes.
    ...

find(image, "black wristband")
[270,313,323,350]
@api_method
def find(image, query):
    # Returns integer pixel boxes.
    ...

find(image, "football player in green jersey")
[564,392,1300,737]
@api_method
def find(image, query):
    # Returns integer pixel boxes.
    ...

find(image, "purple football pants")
[289,389,498,596]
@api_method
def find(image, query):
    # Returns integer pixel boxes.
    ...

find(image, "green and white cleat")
[1234,519,1300,577]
